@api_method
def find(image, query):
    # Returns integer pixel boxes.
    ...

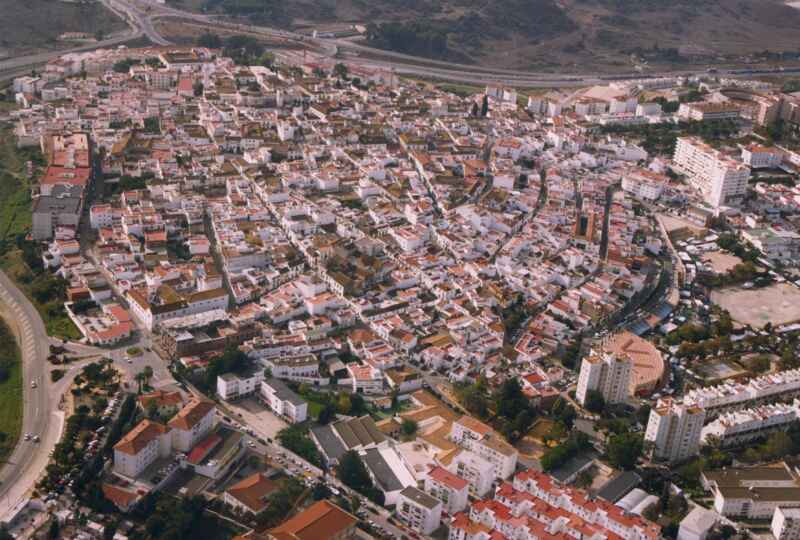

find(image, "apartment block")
[645,398,705,464]
[673,136,750,208]
[424,466,469,514]
[397,486,443,535]
[576,351,632,406]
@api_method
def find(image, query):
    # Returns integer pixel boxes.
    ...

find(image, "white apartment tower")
[645,398,706,464]
[673,137,750,208]
[576,351,632,407]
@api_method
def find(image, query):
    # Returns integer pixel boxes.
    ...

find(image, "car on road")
[33,435,40,443]
[24,433,31,441]
[30,380,37,388]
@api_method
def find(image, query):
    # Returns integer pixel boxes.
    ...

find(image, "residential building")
[703,463,800,519]
[268,500,357,540]
[701,401,800,448]
[112,420,172,478]
[397,486,443,535]
[646,398,706,463]
[673,136,750,208]
[449,449,495,498]
[217,370,265,401]
[576,350,632,406]
[223,472,278,515]
[773,507,800,540]
[167,398,216,453]
[260,378,308,423]
[424,466,469,514]
[450,416,518,480]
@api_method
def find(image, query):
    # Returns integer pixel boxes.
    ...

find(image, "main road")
[0,270,59,517]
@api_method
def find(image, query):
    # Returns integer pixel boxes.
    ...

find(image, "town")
[1,39,800,540]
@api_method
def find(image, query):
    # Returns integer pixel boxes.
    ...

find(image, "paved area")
[220,398,288,441]
[701,251,744,274]
[712,282,800,328]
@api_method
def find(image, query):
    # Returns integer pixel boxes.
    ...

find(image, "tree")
[583,390,605,414]
[337,393,352,415]
[607,432,644,470]
[481,94,489,117]
[134,372,146,394]
[333,63,349,80]
[636,404,652,427]
[143,365,154,388]
[494,378,530,421]
[401,418,418,439]
[318,403,336,425]
[259,52,276,69]
[48,519,60,539]
[193,81,204,97]
[338,451,372,492]
[197,32,222,48]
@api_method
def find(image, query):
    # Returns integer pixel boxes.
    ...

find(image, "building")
[449,449,495,498]
[217,370,265,401]
[167,398,216,453]
[742,228,800,263]
[620,169,667,202]
[424,465,469,514]
[772,507,800,540]
[223,472,278,515]
[448,468,661,540]
[741,145,784,169]
[673,137,750,208]
[137,390,184,418]
[397,486,443,535]
[678,102,741,122]
[677,507,719,540]
[31,192,82,240]
[268,500,357,540]
[703,463,800,519]
[645,398,706,463]
[576,350,632,407]
[701,401,800,448]
[683,368,800,416]
[310,416,387,465]
[602,332,666,397]
[260,378,308,423]
[450,416,518,480]
[112,420,172,478]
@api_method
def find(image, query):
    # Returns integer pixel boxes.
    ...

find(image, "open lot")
[712,282,800,328]
[701,251,743,274]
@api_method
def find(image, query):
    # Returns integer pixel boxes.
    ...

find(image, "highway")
[4,0,800,88]
[0,270,56,517]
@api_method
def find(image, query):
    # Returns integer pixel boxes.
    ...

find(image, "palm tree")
[134,372,146,394]
[143,366,154,389]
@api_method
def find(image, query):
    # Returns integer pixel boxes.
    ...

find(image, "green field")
[0,125,81,340]
[0,318,22,462]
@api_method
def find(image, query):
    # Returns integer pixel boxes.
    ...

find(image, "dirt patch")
[701,251,743,274]
[711,282,800,328]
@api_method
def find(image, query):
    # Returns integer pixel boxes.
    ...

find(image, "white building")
[742,145,784,169]
[424,466,469,514]
[677,102,741,122]
[677,507,718,540]
[112,420,172,478]
[167,399,216,453]
[673,136,750,208]
[621,169,667,201]
[701,401,800,448]
[773,507,800,540]
[260,378,308,424]
[396,486,443,535]
[448,449,495,498]
[450,416,518,480]
[217,370,265,401]
[704,465,800,519]
[683,368,800,415]
[576,351,632,407]
[645,398,706,464]
[742,228,800,263]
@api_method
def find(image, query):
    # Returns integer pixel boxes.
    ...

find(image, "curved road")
[0,270,55,516]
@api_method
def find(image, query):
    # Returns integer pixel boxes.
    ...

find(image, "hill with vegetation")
[0,0,127,57]
[178,0,800,70]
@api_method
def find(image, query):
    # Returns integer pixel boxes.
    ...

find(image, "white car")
[30,380,37,388]
[24,433,31,441]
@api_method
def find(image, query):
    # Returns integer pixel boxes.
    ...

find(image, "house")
[137,390,184,418]
[268,499,358,540]
[217,369,265,401]
[310,416,387,465]
[224,472,279,515]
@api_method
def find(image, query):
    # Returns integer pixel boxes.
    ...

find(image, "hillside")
[0,0,127,58]
[180,0,800,71]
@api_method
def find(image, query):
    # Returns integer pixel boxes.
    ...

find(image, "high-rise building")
[576,351,632,407]
[645,398,706,464]
[673,137,750,208]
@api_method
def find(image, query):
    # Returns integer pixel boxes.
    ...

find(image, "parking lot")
[220,397,288,441]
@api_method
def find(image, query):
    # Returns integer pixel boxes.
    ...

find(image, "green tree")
[401,418,418,439]
[481,94,489,117]
[337,393,352,415]
[333,63,349,79]
[48,519,60,539]
[338,450,372,492]
[583,390,605,413]
[494,378,530,421]
[607,432,644,470]
[318,403,336,425]
[193,81,204,97]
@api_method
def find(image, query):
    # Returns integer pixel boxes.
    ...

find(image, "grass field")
[0,318,22,463]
